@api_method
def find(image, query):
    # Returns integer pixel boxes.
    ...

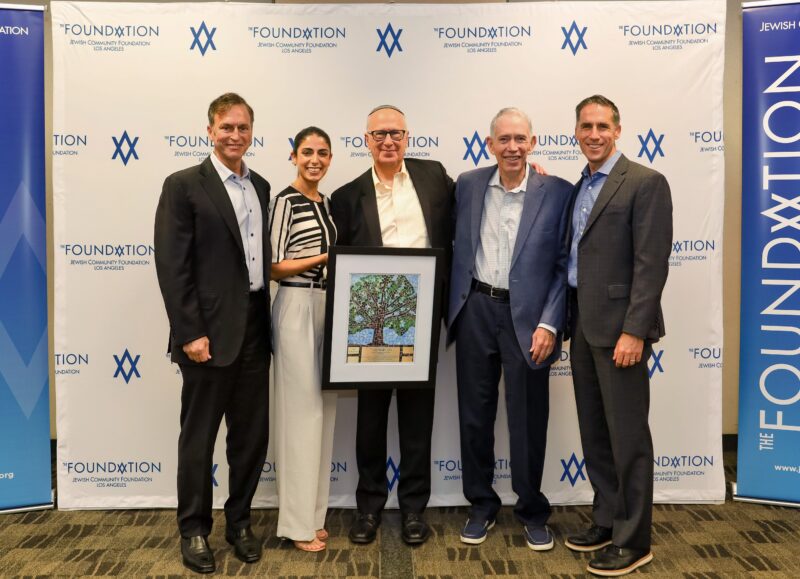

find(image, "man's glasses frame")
[366,130,407,142]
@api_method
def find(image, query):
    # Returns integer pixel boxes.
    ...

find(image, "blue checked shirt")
[568,151,622,288]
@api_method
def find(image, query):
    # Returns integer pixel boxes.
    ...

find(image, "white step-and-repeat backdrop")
[52,1,726,509]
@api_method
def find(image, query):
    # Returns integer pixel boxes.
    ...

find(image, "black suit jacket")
[330,158,455,316]
[568,154,672,347]
[330,158,454,251]
[154,156,271,366]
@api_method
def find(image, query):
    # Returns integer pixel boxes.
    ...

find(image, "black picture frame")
[322,246,444,390]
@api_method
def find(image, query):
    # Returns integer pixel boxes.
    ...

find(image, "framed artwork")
[322,246,445,390]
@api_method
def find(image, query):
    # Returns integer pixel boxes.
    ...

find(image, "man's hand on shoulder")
[530,327,555,364]
[183,336,211,363]
[530,162,548,176]
[612,332,644,368]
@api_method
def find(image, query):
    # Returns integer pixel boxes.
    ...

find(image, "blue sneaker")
[460,518,496,544]
[524,524,554,551]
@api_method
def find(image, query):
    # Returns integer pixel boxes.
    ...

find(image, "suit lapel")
[407,161,434,241]
[582,154,628,239]
[470,167,494,257]
[510,173,545,269]
[356,169,383,246]
[199,156,245,256]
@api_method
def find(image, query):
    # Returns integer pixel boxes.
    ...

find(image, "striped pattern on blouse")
[269,186,337,284]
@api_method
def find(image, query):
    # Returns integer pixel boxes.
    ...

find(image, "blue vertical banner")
[0,5,51,511]
[739,0,800,505]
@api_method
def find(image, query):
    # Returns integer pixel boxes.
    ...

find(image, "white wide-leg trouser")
[272,285,337,541]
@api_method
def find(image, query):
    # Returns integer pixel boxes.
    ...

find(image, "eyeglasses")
[367,130,407,142]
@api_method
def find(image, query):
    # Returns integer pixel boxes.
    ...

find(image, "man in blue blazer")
[447,108,573,549]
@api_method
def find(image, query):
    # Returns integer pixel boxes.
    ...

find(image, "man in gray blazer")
[447,107,573,549]
[564,95,672,577]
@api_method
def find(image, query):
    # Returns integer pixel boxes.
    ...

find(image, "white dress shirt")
[372,162,430,249]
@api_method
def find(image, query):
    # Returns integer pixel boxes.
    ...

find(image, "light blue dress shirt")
[209,153,264,291]
[475,165,529,290]
[475,166,556,335]
[568,151,622,288]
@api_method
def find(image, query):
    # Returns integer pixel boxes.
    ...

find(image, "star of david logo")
[377,23,403,58]
[190,21,217,56]
[386,456,400,491]
[111,131,139,166]
[288,137,294,161]
[560,453,587,487]
[113,348,141,383]
[637,129,665,163]
[211,464,219,487]
[463,131,489,166]
[561,21,588,55]
[649,349,665,378]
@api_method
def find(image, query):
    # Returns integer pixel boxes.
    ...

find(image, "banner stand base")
[0,502,54,515]
[731,482,800,508]
[0,489,54,515]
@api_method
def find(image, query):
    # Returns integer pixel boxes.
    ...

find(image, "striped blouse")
[269,186,337,284]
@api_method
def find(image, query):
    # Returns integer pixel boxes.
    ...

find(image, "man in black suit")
[154,93,271,574]
[330,105,453,546]
[564,95,672,577]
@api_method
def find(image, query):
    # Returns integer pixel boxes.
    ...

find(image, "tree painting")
[348,274,418,346]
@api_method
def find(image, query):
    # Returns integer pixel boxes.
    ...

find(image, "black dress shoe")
[349,512,380,544]
[181,535,215,574]
[225,525,261,563]
[587,545,653,577]
[401,513,430,545]
[564,525,613,552]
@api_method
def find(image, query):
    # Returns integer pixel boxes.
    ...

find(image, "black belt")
[279,280,327,289]
[472,279,509,302]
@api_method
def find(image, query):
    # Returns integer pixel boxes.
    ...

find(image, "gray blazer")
[569,154,673,347]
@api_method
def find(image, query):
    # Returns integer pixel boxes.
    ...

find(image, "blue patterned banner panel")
[0,6,51,511]
[739,0,800,505]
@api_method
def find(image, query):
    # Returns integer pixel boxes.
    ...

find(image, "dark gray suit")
[567,154,672,551]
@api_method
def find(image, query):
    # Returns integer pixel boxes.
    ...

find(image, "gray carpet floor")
[0,441,798,577]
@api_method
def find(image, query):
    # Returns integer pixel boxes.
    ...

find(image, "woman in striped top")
[269,127,337,552]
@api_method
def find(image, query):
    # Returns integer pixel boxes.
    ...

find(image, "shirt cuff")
[537,323,557,335]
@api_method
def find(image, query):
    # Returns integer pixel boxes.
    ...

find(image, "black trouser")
[176,293,270,538]
[454,289,551,526]
[569,293,653,550]
[355,386,435,516]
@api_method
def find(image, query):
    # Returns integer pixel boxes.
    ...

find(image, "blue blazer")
[446,165,573,369]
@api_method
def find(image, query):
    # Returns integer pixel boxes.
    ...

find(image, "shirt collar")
[372,161,408,190]
[581,150,622,180]
[489,164,529,194]
[210,152,250,182]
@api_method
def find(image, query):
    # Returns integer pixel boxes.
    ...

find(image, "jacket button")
[461,294,466,299]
